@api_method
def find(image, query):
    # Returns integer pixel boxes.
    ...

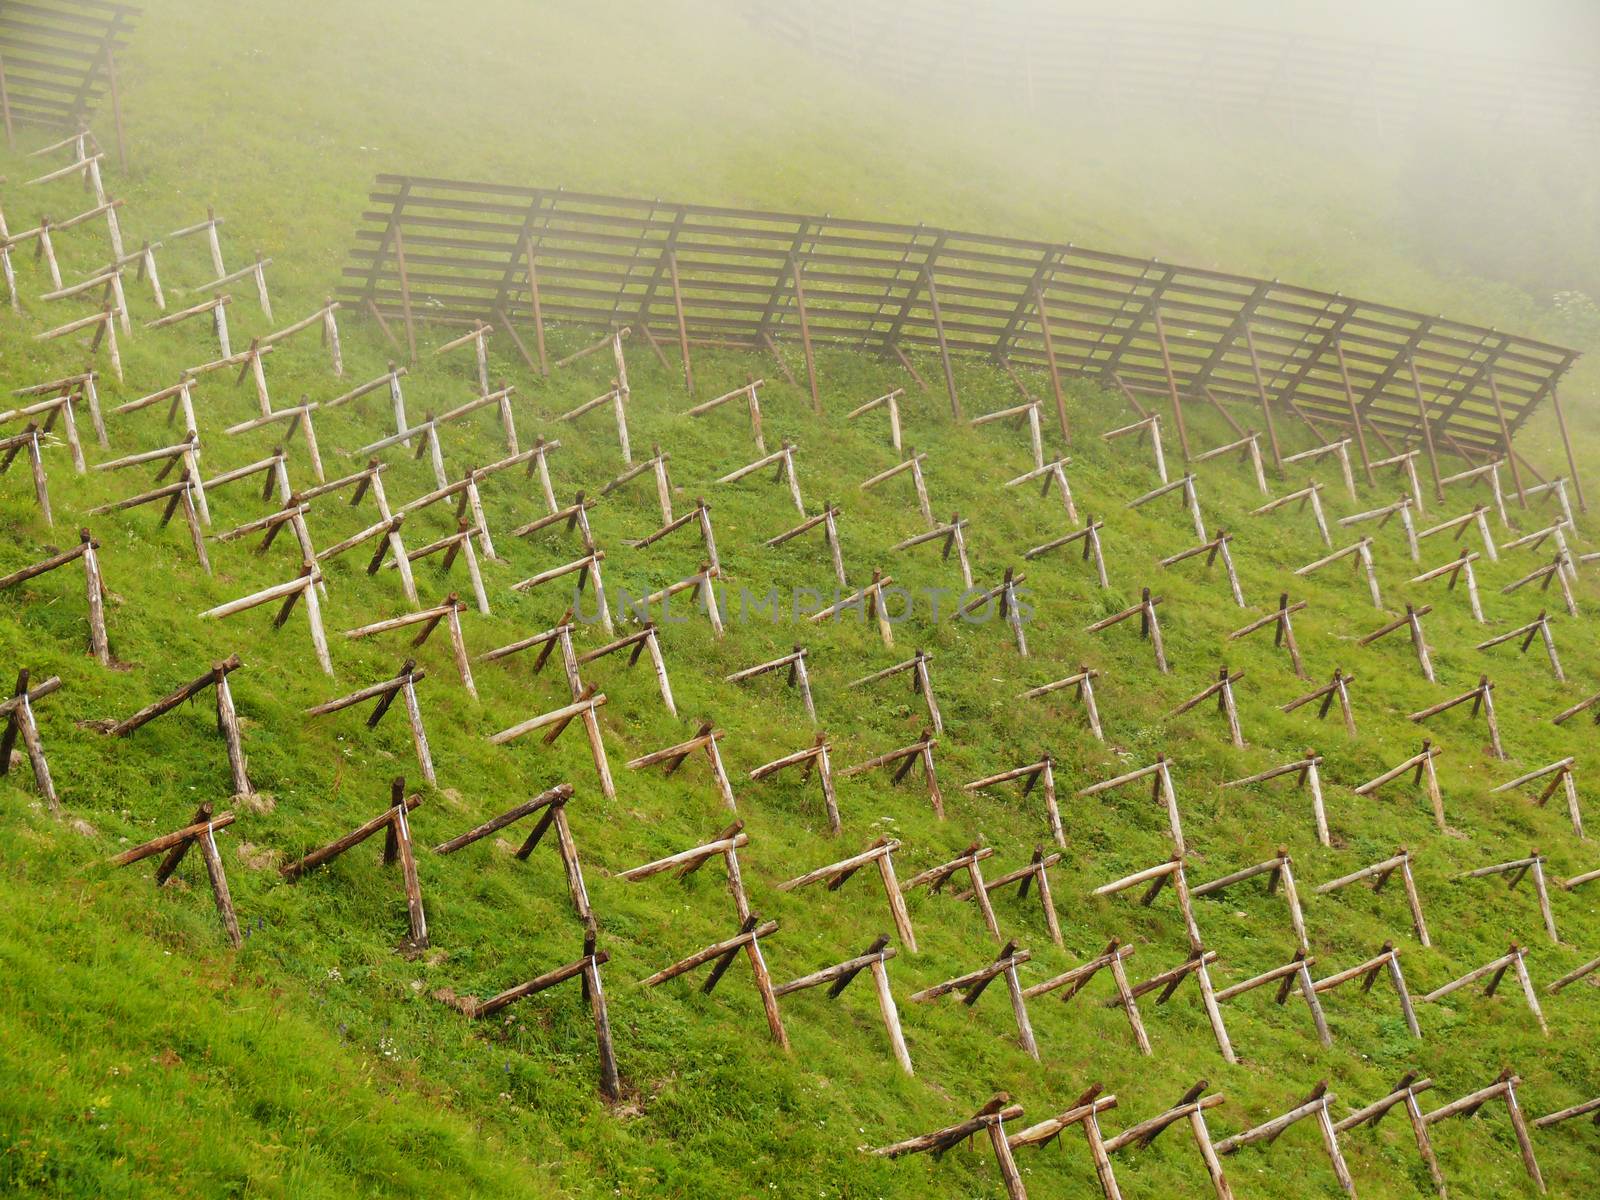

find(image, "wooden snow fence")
[1315,849,1432,946]
[725,646,816,724]
[1085,587,1168,673]
[432,783,588,919]
[1215,1081,1354,1196]
[1023,939,1149,1055]
[600,444,672,525]
[846,388,905,451]
[911,939,1039,1061]
[1221,753,1329,845]
[639,913,789,1049]
[870,1094,1028,1199]
[1160,531,1244,608]
[859,449,931,526]
[489,684,614,800]
[1212,950,1332,1049]
[1417,1070,1546,1193]
[108,801,241,947]
[198,566,329,674]
[438,921,620,1102]
[87,467,210,574]
[280,777,427,950]
[951,847,1064,947]
[148,294,232,359]
[1312,943,1422,1037]
[748,734,840,833]
[1501,553,1578,618]
[1166,665,1247,748]
[1340,495,1419,562]
[1282,438,1358,499]
[345,595,475,698]
[1281,667,1358,737]
[305,659,435,786]
[687,378,766,451]
[629,496,721,576]
[891,512,973,590]
[849,650,940,734]
[1099,1080,1233,1200]
[13,369,106,449]
[839,727,943,818]
[1252,481,1332,548]
[902,842,1001,941]
[1412,548,1486,623]
[722,439,805,515]
[1193,849,1308,953]
[574,624,676,717]
[0,424,54,524]
[1078,756,1184,852]
[617,817,751,920]
[1022,514,1108,587]
[1493,759,1583,840]
[1007,455,1078,523]
[1421,945,1549,1034]
[1417,503,1498,563]
[1334,1072,1445,1196]
[1191,431,1269,496]
[0,530,111,665]
[1102,413,1167,483]
[1,669,63,812]
[99,654,250,797]
[779,836,916,952]
[1408,676,1505,761]
[626,720,737,810]
[1019,666,1104,741]
[966,756,1064,848]
[773,934,913,1075]
[766,502,847,588]
[1128,472,1207,542]
[1353,740,1447,831]
[0,389,86,477]
[1457,852,1559,944]
[1478,611,1563,681]
[952,567,1029,657]
[1295,537,1382,609]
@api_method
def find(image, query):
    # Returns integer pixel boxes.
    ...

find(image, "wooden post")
[0,669,62,813]
[1019,666,1105,742]
[780,838,917,952]
[1316,849,1431,946]
[1222,754,1329,846]
[110,805,242,946]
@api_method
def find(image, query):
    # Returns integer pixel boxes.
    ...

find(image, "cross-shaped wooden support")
[195,251,274,319]
[1022,513,1109,586]
[489,685,614,801]
[1335,1072,1445,1195]
[391,518,491,615]
[766,503,848,588]
[1315,848,1431,945]
[967,756,1063,848]
[726,646,816,724]
[891,512,973,590]
[315,510,417,606]
[574,624,676,717]
[1216,1081,1354,1195]
[326,359,409,435]
[749,734,840,833]
[1417,503,1498,563]
[306,659,436,786]
[1479,610,1563,681]
[1440,458,1510,526]
[1506,521,1578,584]
[720,439,805,514]
[1019,666,1105,742]
[1025,938,1150,1053]
[557,381,631,464]
[688,378,767,451]
[618,818,752,920]
[88,469,211,574]
[849,650,941,735]
[871,1094,1027,1198]
[225,398,327,484]
[1459,853,1558,944]
[0,669,62,813]
[511,490,597,556]
[633,564,724,638]
[1006,456,1078,521]
[779,836,917,951]
[1283,438,1358,499]
[847,388,905,451]
[1359,602,1436,683]
[109,801,241,946]
[1226,594,1307,677]
[1502,554,1578,617]
[41,264,131,336]
[0,425,53,524]
[148,293,231,356]
[1167,666,1247,748]
[1102,413,1167,483]
[1411,548,1486,623]
[1079,757,1185,852]
[1420,1071,1546,1194]
[1493,758,1583,840]
[255,297,343,375]
[1161,530,1245,607]
[774,935,913,1075]
[627,721,738,810]
[1191,432,1269,496]
[164,206,228,280]
[1222,753,1329,845]
[902,842,1000,940]
[34,306,121,381]
[1086,587,1169,673]
[840,729,943,819]
[8,213,65,293]
[1295,537,1382,609]
[630,497,721,575]
[601,443,673,525]
[432,321,494,394]
[912,939,1039,1061]
[199,565,330,675]
[971,399,1046,470]
[1312,942,1421,1037]
[1102,1081,1233,1199]
[13,370,106,449]
[639,913,788,1049]
[859,449,931,526]
[1370,449,1425,511]
[436,383,521,457]
[808,569,896,647]
[1215,949,1331,1048]
[953,567,1029,656]
[345,594,475,697]
[1281,668,1358,737]
[953,847,1064,948]
[439,923,619,1101]
[512,549,610,632]
[1194,849,1308,951]
[1128,472,1207,542]
[1006,1084,1123,1198]
[1525,475,1578,531]
[1,391,85,475]
[354,417,448,491]
[1252,481,1332,547]
[280,777,427,949]
[101,654,251,797]
[1409,675,1505,761]
[432,783,589,919]
[1355,741,1447,831]
[212,503,321,585]
[96,430,207,513]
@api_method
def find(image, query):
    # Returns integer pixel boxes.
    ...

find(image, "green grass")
[2,2,1600,1197]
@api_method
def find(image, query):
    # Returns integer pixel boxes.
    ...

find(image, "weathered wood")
[490,687,614,801]
[1493,758,1583,840]
[0,669,60,812]
[1408,675,1504,761]
[1085,587,1168,672]
[626,721,737,810]
[1458,852,1558,944]
[748,734,840,834]
[639,915,789,1048]
[1102,413,1167,483]
[1315,849,1431,946]
[840,728,943,818]
[727,647,816,725]
[1295,537,1382,608]
[1167,666,1246,748]
[1019,665,1104,741]
[780,837,916,952]
[1354,741,1446,830]
[1128,472,1206,541]
[1078,756,1184,853]
[1252,481,1332,547]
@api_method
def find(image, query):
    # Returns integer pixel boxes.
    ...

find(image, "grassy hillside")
[3,2,1600,1197]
